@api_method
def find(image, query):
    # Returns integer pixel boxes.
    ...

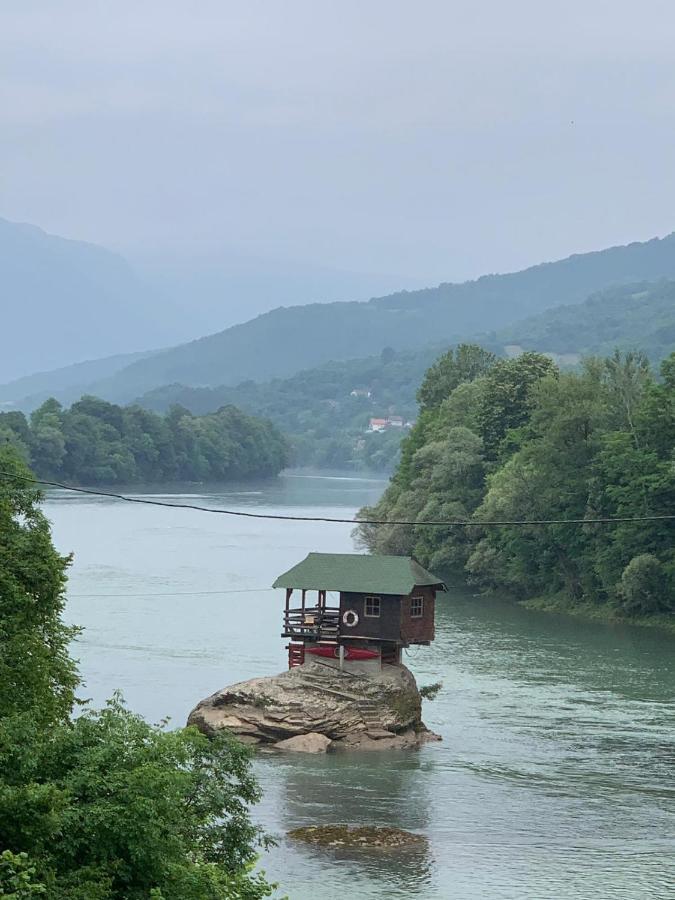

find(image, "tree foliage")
[0,400,288,485]
[358,348,675,618]
[0,452,275,899]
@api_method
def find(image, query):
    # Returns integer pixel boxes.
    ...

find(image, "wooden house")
[273,552,446,670]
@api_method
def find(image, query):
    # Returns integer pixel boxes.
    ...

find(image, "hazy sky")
[2,0,675,283]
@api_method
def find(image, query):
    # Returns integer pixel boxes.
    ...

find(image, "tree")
[0,448,275,899]
[618,555,672,615]
[0,447,77,725]
[417,344,496,411]
[476,351,558,458]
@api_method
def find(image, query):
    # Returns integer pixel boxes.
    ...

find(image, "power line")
[0,470,673,527]
[68,588,274,598]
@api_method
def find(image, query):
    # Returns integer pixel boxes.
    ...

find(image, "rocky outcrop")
[187,661,439,751]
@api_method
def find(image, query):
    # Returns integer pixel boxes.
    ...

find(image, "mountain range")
[2,224,675,412]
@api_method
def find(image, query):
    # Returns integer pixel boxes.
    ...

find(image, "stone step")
[296,679,368,703]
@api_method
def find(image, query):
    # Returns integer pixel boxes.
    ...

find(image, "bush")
[618,554,672,615]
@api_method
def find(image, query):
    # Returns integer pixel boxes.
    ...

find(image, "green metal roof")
[273,552,446,595]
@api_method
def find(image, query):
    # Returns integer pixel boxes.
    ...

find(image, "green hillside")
[55,231,675,402]
[489,280,675,364]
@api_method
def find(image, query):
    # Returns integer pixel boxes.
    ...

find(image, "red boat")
[306,645,380,661]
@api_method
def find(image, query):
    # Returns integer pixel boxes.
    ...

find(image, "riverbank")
[522,593,675,634]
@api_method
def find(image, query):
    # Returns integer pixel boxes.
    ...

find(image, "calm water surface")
[44,473,675,900]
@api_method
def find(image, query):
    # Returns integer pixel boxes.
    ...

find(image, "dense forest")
[0,397,288,485]
[0,447,274,897]
[358,344,675,621]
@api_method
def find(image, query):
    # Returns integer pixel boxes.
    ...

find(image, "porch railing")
[282,605,340,639]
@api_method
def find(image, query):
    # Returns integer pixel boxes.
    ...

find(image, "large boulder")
[187,661,438,751]
[274,732,333,753]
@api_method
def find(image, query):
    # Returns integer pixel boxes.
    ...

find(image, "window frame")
[410,595,424,618]
[364,595,381,618]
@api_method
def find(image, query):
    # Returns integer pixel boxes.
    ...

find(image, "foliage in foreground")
[0,398,288,485]
[358,345,675,618]
[0,447,274,899]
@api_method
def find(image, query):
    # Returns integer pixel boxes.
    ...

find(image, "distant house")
[368,418,387,432]
[350,388,372,398]
[387,415,404,428]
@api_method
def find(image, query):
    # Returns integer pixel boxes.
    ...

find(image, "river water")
[44,473,674,900]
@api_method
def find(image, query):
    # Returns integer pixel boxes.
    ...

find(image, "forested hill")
[490,280,675,364]
[40,230,675,404]
[136,280,675,471]
[0,398,288,485]
[358,346,675,623]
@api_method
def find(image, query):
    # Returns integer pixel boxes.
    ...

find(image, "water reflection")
[257,750,434,895]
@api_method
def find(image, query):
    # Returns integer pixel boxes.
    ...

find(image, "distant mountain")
[59,230,675,402]
[135,279,675,465]
[0,218,181,382]
[0,349,157,410]
[489,279,675,365]
[7,275,673,473]
[130,247,426,336]
[0,216,424,384]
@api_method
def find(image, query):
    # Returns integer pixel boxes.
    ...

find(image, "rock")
[288,824,425,849]
[187,660,436,751]
[274,732,333,753]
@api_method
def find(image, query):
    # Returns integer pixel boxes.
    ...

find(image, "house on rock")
[274,552,446,672]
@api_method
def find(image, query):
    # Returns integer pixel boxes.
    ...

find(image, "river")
[44,472,675,900]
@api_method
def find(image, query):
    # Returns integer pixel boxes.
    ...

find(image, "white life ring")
[342,609,359,628]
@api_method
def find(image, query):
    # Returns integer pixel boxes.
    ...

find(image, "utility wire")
[68,588,275,598]
[0,470,673,527]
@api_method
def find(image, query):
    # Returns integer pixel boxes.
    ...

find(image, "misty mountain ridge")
[0,216,425,383]
[49,229,675,402]
[2,223,675,406]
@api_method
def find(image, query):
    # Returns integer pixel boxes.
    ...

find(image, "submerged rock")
[187,660,439,751]
[274,732,333,753]
[288,824,424,849]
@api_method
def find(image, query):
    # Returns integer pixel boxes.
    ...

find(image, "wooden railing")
[282,606,340,639]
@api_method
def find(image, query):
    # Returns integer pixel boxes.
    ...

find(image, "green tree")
[0,447,77,725]
[476,351,558,459]
[417,344,496,412]
[0,449,275,899]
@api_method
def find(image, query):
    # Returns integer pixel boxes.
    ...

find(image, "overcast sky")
[2,0,675,283]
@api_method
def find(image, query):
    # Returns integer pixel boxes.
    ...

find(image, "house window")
[364,596,381,617]
[411,596,424,618]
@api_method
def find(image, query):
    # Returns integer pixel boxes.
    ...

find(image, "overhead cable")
[1,470,673,527]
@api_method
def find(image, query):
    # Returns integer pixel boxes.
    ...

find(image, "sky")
[2,0,675,285]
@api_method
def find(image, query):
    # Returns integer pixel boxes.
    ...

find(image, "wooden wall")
[400,585,435,644]
[338,592,400,641]
[338,585,436,645]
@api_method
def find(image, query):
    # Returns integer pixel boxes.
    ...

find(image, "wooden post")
[285,588,292,614]
[301,589,306,613]
[338,644,345,670]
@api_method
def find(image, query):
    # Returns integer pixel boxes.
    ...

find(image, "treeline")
[0,397,289,484]
[358,344,675,619]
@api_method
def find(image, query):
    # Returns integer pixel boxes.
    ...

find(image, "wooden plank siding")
[338,591,401,641]
[338,585,435,645]
[400,585,435,644]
